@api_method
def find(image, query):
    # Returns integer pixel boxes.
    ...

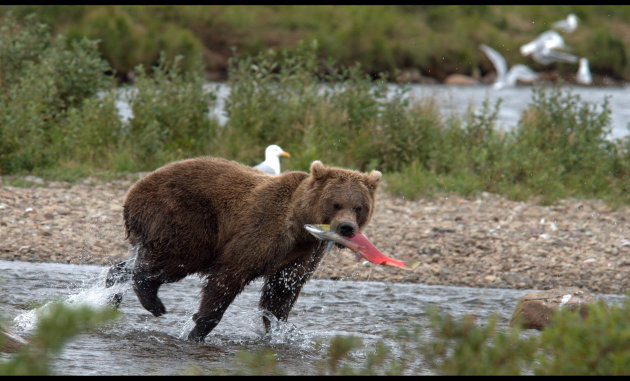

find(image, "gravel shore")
[1,174,629,295]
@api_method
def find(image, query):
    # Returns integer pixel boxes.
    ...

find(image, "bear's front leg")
[187,273,245,342]
[259,262,312,332]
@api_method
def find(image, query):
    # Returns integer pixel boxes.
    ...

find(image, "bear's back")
[122,156,309,269]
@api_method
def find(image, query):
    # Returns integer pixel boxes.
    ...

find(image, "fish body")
[304,224,418,270]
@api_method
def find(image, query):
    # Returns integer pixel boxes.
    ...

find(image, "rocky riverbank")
[1,174,629,295]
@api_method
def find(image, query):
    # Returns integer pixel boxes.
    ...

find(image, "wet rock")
[1,326,28,353]
[444,74,479,86]
[510,288,605,330]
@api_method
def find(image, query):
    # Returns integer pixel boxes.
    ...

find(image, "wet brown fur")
[109,157,381,342]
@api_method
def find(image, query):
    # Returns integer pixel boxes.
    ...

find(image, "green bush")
[0,12,113,174]
[0,13,49,88]
[535,298,630,375]
[506,86,616,203]
[124,53,218,171]
[221,40,323,163]
[0,13,218,177]
[59,89,124,170]
[66,6,157,77]
[0,302,118,375]
[222,40,450,173]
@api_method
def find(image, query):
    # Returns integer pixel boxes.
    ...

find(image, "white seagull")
[253,144,290,175]
[479,44,538,90]
[520,30,578,65]
[552,13,578,34]
[576,57,592,85]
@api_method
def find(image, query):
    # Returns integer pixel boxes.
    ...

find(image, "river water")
[0,260,626,375]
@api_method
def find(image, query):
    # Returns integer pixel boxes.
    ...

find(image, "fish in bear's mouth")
[304,224,419,270]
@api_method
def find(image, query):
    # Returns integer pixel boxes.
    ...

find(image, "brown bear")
[106,157,382,342]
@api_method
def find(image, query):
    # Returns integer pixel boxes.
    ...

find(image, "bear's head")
[307,160,382,238]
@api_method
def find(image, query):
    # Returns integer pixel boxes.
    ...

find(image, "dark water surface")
[1,260,626,375]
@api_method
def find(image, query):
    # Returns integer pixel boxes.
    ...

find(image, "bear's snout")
[335,221,357,237]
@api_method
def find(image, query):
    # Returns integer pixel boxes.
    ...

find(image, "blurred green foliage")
[211,295,630,375]
[0,303,118,375]
[1,5,629,82]
[535,298,630,375]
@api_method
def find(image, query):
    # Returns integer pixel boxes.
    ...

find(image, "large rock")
[510,288,604,330]
[1,326,28,353]
[444,74,479,86]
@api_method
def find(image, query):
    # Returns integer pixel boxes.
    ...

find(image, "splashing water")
[13,266,132,332]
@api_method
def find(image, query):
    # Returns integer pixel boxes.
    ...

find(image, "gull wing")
[506,64,538,86]
[479,44,507,80]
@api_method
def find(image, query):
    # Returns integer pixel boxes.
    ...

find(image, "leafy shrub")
[535,298,630,375]
[222,40,445,173]
[420,310,538,375]
[59,89,124,169]
[124,53,218,171]
[155,23,205,75]
[221,39,323,164]
[0,13,49,89]
[506,86,615,203]
[66,6,157,77]
[0,12,113,174]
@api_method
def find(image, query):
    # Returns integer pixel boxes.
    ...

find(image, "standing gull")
[520,30,578,65]
[576,57,592,85]
[253,144,290,175]
[479,44,538,90]
[552,14,578,34]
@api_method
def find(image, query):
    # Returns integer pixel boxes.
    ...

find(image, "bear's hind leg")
[132,268,167,317]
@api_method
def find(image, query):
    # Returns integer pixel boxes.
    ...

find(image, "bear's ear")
[366,170,382,190]
[310,160,328,180]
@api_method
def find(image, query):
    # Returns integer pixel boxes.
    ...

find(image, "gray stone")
[510,287,605,330]
[1,326,28,353]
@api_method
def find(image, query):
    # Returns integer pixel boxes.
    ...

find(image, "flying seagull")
[552,13,578,34]
[520,30,578,65]
[253,144,290,175]
[479,44,538,90]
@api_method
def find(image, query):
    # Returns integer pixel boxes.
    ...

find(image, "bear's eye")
[354,206,362,215]
[333,203,342,211]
